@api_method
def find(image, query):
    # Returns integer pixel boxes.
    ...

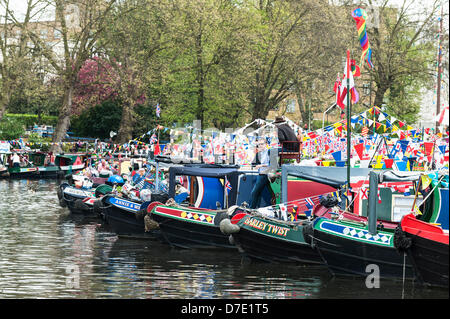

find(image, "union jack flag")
[149,133,157,144]
[305,197,314,209]
[155,103,161,118]
[225,180,232,195]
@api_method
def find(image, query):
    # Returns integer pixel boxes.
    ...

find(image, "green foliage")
[70,100,123,139]
[26,133,52,144]
[133,103,157,137]
[0,117,25,140]
[3,113,58,128]
[384,76,423,124]
[5,0,441,140]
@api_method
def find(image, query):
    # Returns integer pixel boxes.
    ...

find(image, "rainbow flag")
[352,8,374,69]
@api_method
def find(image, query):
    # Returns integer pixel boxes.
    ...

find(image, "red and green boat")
[310,170,448,280]
[148,164,342,249]
[395,213,449,288]
[223,166,374,264]
[150,204,241,249]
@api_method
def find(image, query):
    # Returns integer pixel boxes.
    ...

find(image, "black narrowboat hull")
[404,233,449,288]
[150,210,234,249]
[311,228,414,279]
[66,196,95,214]
[58,183,96,214]
[231,225,323,265]
[37,169,65,179]
[102,197,160,240]
[8,171,40,179]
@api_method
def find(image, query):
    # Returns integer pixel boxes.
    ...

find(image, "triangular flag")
[354,143,364,160]
[154,140,161,155]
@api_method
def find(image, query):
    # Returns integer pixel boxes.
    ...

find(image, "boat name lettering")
[244,218,268,231]
[113,198,140,210]
[64,187,90,197]
[244,218,289,237]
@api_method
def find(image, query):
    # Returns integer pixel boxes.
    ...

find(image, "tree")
[70,99,122,139]
[72,57,120,116]
[0,0,41,121]
[15,0,116,152]
[364,0,442,113]
[98,0,172,144]
[237,0,349,122]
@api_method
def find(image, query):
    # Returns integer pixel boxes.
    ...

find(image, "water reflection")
[0,180,447,299]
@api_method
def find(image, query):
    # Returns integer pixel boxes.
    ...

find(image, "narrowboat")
[58,178,113,214]
[225,165,374,264]
[97,193,169,239]
[394,173,449,287]
[94,159,173,238]
[0,149,39,178]
[147,164,349,250]
[309,170,446,280]
[394,213,448,288]
[148,165,246,248]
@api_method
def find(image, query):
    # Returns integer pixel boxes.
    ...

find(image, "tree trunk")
[251,99,268,121]
[116,100,134,144]
[0,102,7,122]
[293,85,308,126]
[251,76,269,121]
[373,84,389,108]
[197,77,205,125]
[51,84,74,153]
[0,90,11,121]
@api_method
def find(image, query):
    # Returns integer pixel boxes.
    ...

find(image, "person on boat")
[97,159,109,171]
[12,153,21,168]
[249,137,271,209]
[274,116,299,152]
[133,167,147,185]
[141,158,151,170]
[97,159,112,177]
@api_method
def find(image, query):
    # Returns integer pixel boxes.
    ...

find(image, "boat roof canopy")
[168,165,241,204]
[281,165,372,189]
[169,165,239,178]
[281,165,374,204]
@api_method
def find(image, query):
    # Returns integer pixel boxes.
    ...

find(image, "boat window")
[392,195,423,222]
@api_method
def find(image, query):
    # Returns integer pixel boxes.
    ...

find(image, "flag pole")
[435,5,443,131]
[346,49,351,209]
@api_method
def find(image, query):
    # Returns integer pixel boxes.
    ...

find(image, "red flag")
[333,75,342,105]
[154,140,161,156]
[338,50,359,109]
[423,142,434,156]
[350,59,360,77]
[354,143,364,160]
[384,158,394,169]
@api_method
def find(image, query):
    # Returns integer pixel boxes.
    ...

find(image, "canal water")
[0,179,447,300]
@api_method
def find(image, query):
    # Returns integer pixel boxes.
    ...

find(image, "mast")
[435,6,443,130]
[346,49,351,209]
